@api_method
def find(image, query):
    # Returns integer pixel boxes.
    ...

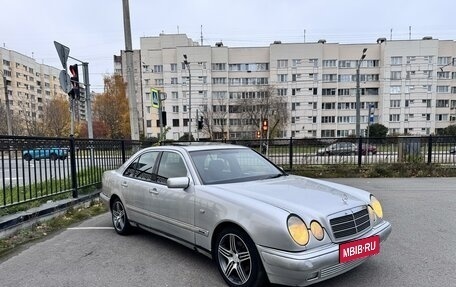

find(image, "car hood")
[210,175,369,219]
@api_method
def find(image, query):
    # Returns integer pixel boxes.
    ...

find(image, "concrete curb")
[0,191,101,239]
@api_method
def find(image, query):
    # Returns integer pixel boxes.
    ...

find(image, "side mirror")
[167,177,190,189]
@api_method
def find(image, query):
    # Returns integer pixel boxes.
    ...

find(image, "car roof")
[143,143,248,153]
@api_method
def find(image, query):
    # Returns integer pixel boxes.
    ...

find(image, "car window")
[156,151,188,184]
[190,148,283,184]
[123,151,159,181]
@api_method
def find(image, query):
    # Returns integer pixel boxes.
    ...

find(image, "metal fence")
[1,135,455,209]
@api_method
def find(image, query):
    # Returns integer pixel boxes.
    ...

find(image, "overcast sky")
[2,0,455,92]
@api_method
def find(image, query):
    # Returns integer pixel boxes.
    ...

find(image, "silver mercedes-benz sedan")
[100,144,391,287]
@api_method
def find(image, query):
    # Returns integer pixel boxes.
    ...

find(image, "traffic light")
[198,116,204,130]
[68,64,80,100]
[256,131,261,138]
[262,119,268,131]
[161,111,167,126]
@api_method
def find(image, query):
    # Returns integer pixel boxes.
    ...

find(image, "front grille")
[330,207,370,239]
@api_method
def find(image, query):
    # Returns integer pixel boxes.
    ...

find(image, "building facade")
[1,47,75,135]
[127,34,456,140]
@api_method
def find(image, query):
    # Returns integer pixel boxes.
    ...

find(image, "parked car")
[361,144,378,155]
[316,142,357,156]
[101,144,391,287]
[22,147,68,161]
[450,146,456,154]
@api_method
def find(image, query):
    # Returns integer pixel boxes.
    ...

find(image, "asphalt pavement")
[0,177,455,287]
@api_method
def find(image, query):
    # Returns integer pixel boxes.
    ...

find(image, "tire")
[214,227,267,287]
[23,153,32,162]
[111,198,131,235]
[50,153,58,161]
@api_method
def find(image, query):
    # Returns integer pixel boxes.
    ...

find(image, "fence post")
[427,135,432,164]
[121,140,126,163]
[357,137,362,167]
[289,137,293,171]
[69,135,78,198]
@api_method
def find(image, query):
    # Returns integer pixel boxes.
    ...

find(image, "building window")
[212,63,226,71]
[390,100,401,108]
[390,71,401,80]
[277,59,288,68]
[172,106,179,113]
[390,86,401,94]
[321,130,335,138]
[153,65,163,73]
[422,99,432,108]
[172,119,179,127]
[146,120,152,128]
[322,60,337,67]
[437,71,450,79]
[183,119,189,126]
[436,100,449,107]
[322,88,336,96]
[278,74,288,82]
[438,57,452,65]
[291,88,301,96]
[171,77,178,84]
[155,79,164,86]
[291,74,301,82]
[292,59,301,66]
[437,86,449,93]
[389,114,400,122]
[391,57,402,65]
[323,74,337,82]
[212,77,226,84]
[172,92,178,99]
[277,88,287,96]
[435,114,448,121]
[170,63,177,72]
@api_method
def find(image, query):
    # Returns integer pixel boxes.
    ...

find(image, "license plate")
[339,235,380,263]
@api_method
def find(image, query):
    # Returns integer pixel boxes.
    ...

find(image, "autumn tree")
[40,97,71,137]
[93,75,130,139]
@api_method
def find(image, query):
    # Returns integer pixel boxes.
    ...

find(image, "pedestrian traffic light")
[256,131,261,138]
[262,119,268,131]
[198,116,204,130]
[68,64,80,100]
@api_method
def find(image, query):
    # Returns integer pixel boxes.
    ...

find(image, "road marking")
[67,227,114,230]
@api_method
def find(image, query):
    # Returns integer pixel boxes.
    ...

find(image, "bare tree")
[233,85,289,139]
[200,95,229,140]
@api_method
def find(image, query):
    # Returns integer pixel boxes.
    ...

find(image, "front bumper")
[257,220,392,286]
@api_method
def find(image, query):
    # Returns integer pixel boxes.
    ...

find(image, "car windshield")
[189,148,285,185]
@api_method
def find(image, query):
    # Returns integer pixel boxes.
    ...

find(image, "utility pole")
[183,55,192,141]
[122,0,140,140]
[356,48,368,137]
[82,63,93,139]
[1,73,12,135]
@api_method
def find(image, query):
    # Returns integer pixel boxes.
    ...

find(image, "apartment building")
[130,34,456,140]
[0,47,73,134]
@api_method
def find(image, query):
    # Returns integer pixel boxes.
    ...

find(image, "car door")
[120,151,160,225]
[144,151,195,244]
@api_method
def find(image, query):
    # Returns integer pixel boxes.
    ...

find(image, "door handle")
[149,188,159,195]
[121,182,128,188]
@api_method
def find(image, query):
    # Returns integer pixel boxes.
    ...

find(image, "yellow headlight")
[370,195,383,219]
[287,216,309,246]
[310,221,324,240]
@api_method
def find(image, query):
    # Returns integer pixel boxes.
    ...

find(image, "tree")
[368,123,388,138]
[41,97,70,137]
[234,85,289,139]
[437,124,456,136]
[93,75,131,139]
[200,95,229,140]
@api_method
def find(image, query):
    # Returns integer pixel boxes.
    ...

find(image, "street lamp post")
[356,48,368,138]
[183,54,192,141]
[1,71,12,135]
